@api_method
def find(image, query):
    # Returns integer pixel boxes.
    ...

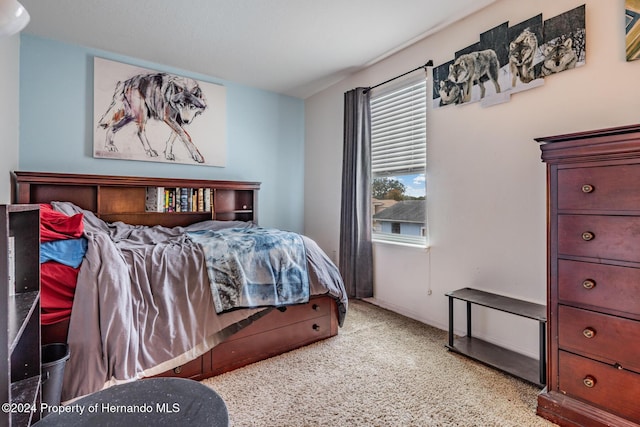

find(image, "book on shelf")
[165,188,174,212]
[197,188,204,212]
[145,187,165,212]
[145,186,213,213]
[180,188,189,212]
[204,189,211,213]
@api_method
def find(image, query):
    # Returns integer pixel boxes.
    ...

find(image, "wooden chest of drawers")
[537,125,640,427]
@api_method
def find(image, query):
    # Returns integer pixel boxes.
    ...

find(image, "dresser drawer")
[558,259,640,316]
[558,214,640,262]
[558,305,640,372]
[558,164,640,211]
[559,351,640,423]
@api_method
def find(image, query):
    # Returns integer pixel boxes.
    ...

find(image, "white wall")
[0,34,21,204]
[304,0,640,358]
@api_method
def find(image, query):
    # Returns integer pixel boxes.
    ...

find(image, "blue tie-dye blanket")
[187,227,310,313]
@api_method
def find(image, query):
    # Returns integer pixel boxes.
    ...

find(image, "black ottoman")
[33,377,229,426]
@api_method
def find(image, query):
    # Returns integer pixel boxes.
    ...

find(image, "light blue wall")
[19,35,305,232]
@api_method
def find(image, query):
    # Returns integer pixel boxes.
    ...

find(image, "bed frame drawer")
[228,296,334,340]
[284,296,334,319]
[155,353,205,379]
[154,296,338,380]
[210,315,333,375]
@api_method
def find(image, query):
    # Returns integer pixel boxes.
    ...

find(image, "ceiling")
[19,0,496,99]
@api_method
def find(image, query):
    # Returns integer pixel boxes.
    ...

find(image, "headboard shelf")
[12,171,260,227]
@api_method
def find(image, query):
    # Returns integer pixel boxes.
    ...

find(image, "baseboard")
[363,297,540,360]
[362,297,448,330]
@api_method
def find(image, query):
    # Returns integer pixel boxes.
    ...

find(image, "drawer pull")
[583,376,596,388]
[312,304,320,311]
[173,366,182,374]
[581,184,594,193]
[581,231,595,241]
[582,328,596,339]
[312,324,320,331]
[582,279,596,290]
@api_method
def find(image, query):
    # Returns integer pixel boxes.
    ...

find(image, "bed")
[12,171,348,402]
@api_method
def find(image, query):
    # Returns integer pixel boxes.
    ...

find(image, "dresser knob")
[582,328,596,339]
[312,304,320,311]
[583,376,596,388]
[582,279,596,290]
[581,184,594,193]
[581,231,595,241]
[174,366,182,374]
[312,324,320,331]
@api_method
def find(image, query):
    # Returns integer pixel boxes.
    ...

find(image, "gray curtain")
[339,88,373,299]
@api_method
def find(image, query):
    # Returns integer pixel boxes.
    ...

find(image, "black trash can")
[41,343,70,412]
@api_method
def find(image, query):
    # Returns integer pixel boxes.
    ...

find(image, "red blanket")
[40,203,84,242]
[40,204,84,325]
[41,262,80,325]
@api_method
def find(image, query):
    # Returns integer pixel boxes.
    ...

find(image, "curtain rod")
[365,59,433,93]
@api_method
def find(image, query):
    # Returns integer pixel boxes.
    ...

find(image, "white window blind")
[371,77,427,177]
[370,75,428,248]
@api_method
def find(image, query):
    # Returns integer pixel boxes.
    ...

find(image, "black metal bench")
[446,287,547,387]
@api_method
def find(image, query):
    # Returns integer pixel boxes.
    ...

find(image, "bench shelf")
[446,287,547,387]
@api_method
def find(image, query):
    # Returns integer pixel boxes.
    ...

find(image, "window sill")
[372,238,430,250]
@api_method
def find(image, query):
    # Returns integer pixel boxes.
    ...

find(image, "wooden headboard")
[12,171,261,227]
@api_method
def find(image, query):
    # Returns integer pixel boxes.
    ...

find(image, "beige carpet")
[201,300,558,427]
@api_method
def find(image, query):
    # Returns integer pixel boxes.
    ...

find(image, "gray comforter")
[51,202,347,402]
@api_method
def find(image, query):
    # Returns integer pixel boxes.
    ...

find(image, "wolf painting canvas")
[93,57,227,167]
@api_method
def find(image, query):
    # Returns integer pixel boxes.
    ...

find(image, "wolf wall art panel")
[507,15,544,94]
[432,4,585,109]
[541,5,586,76]
[93,57,227,167]
[626,0,640,61]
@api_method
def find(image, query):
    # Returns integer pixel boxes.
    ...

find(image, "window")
[370,76,427,247]
[391,222,401,234]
